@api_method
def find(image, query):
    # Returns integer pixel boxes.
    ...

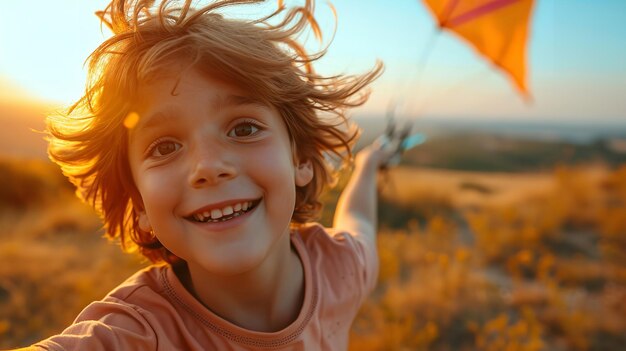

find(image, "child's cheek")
[139,166,185,212]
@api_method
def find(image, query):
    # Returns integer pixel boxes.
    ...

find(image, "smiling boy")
[129,69,312,332]
[19,0,387,350]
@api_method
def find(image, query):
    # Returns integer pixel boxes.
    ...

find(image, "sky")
[0,0,625,123]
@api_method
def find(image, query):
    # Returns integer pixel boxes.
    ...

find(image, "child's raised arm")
[332,143,392,243]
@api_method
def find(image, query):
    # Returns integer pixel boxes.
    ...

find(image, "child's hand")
[354,141,396,171]
[365,129,426,169]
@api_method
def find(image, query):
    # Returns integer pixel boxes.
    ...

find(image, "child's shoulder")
[295,222,365,248]
[293,222,375,267]
[31,266,171,349]
[103,265,168,303]
[72,264,175,322]
[294,222,348,249]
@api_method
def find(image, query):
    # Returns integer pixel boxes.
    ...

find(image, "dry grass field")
[350,165,626,350]
[380,167,556,208]
[1,158,625,350]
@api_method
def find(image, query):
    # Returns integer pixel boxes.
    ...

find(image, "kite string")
[410,28,442,113]
[386,24,440,123]
[399,24,500,119]
[411,66,492,118]
[377,27,440,197]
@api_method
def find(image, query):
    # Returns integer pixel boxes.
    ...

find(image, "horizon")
[1,97,625,161]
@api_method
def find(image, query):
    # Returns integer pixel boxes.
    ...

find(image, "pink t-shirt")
[33,223,378,350]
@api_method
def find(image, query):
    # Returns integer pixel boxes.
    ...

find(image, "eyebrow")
[217,94,265,110]
[132,110,179,135]
[132,94,265,134]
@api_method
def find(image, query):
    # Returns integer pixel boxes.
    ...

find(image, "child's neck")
[180,238,304,332]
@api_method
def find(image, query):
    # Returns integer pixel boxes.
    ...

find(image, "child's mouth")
[186,199,261,223]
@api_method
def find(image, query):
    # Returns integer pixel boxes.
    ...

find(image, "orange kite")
[422,0,535,99]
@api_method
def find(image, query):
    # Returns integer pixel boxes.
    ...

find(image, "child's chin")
[200,246,271,275]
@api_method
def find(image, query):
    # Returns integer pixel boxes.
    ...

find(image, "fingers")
[355,140,397,170]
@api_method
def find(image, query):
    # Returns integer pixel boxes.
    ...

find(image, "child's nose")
[187,148,237,187]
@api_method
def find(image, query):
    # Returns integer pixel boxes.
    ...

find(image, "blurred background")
[1,0,625,349]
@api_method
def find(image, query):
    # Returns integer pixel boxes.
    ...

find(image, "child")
[22,0,387,349]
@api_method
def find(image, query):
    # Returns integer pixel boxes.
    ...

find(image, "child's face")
[127,67,313,274]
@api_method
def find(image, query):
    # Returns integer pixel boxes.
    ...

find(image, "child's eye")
[148,140,182,157]
[228,121,261,138]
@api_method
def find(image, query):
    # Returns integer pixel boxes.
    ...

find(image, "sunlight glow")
[0,1,112,105]
[124,112,140,129]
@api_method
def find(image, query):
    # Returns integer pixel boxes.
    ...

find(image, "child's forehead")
[127,66,279,133]
[133,66,264,110]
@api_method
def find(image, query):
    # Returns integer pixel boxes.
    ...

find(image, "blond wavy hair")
[48,0,382,263]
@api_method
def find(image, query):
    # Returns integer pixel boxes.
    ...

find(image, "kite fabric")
[421,0,534,99]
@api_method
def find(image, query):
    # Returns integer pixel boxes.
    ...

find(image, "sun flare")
[0,1,112,105]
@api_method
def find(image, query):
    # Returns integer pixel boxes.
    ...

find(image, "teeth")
[191,200,257,222]
[210,208,223,219]
[223,206,234,216]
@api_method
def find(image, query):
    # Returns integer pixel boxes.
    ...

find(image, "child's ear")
[132,193,152,232]
[295,159,313,187]
[137,209,152,233]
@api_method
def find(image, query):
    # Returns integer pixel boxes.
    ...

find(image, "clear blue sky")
[1,0,624,122]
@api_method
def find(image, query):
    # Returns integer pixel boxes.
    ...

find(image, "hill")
[402,132,626,172]
[0,101,49,159]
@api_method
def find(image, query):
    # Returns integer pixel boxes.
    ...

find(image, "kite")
[421,0,535,99]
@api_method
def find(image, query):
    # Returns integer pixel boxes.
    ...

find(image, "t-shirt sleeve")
[332,229,379,299]
[32,298,157,351]
[303,224,379,304]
